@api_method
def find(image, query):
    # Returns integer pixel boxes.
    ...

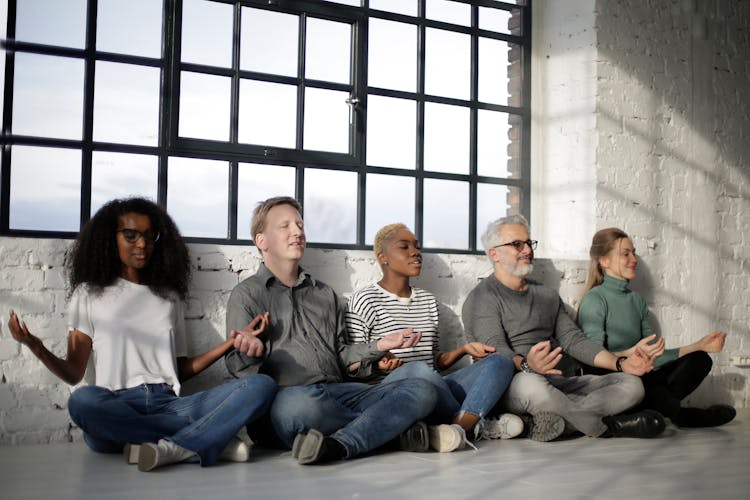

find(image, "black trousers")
[637,351,712,418]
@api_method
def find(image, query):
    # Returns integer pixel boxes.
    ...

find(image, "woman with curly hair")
[578,227,735,428]
[8,197,277,471]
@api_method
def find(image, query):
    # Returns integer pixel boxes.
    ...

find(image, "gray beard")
[510,263,533,277]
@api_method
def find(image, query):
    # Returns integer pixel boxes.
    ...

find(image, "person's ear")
[598,254,610,271]
[255,233,267,252]
[377,252,388,266]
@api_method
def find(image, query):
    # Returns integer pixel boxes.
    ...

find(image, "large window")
[0,0,530,252]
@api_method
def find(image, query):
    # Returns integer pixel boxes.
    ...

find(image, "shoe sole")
[137,443,159,472]
[428,425,461,453]
[291,433,306,459]
[528,413,565,442]
[123,443,140,465]
[400,421,429,452]
[482,414,525,440]
[296,429,325,465]
[221,439,250,462]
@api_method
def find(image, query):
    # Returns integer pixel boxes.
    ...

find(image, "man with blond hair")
[225,196,437,464]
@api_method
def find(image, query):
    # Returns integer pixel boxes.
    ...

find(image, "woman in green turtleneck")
[578,227,735,428]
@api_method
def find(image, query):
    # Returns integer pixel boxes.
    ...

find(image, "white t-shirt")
[67,278,187,394]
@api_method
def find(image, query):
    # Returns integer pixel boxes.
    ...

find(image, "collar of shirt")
[258,262,317,289]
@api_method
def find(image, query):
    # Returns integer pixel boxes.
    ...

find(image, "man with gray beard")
[461,215,666,441]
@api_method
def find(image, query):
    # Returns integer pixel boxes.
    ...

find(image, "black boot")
[602,410,666,438]
[673,405,736,428]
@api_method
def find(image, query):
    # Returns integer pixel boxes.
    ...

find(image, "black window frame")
[0,0,531,254]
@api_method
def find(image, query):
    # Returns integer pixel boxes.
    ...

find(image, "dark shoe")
[519,412,565,442]
[674,405,736,428]
[604,410,665,438]
[399,421,430,452]
[294,429,347,465]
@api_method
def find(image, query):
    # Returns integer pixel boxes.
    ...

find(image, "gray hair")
[480,214,530,254]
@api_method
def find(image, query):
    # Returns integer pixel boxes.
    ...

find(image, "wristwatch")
[615,356,627,372]
[520,357,534,374]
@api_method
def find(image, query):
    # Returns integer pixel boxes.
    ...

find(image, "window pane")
[423,179,468,249]
[91,152,158,215]
[240,8,298,77]
[477,183,520,245]
[426,0,471,27]
[179,72,231,141]
[304,169,357,244]
[9,146,81,231]
[425,28,470,100]
[477,109,517,178]
[478,38,513,106]
[181,0,232,67]
[365,174,415,245]
[479,7,520,36]
[238,80,297,148]
[304,88,350,154]
[12,53,84,140]
[237,163,296,240]
[167,157,228,238]
[94,62,160,146]
[325,0,360,5]
[423,102,469,174]
[97,0,163,57]
[366,95,416,169]
[370,0,418,16]
[368,19,416,92]
[16,0,86,48]
[305,18,351,84]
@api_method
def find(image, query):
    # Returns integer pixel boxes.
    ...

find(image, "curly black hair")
[66,197,191,300]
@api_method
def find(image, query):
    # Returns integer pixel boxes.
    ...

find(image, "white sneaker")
[123,443,140,464]
[137,439,196,472]
[428,424,477,452]
[220,436,251,462]
[478,414,525,440]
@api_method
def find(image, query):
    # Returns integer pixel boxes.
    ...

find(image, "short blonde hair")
[250,196,302,241]
[373,223,408,256]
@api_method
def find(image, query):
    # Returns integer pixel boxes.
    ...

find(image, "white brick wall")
[1,0,748,445]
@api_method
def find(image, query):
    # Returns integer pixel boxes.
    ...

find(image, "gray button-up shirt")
[225,264,382,387]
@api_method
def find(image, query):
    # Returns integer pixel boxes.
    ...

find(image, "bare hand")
[620,346,655,376]
[229,312,269,357]
[635,334,665,358]
[377,352,404,372]
[8,310,39,348]
[237,312,270,338]
[463,342,496,360]
[697,331,727,353]
[526,341,563,375]
[376,328,422,352]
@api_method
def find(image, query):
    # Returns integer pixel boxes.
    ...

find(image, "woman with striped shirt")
[346,223,521,452]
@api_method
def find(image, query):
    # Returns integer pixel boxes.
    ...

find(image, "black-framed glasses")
[493,239,537,252]
[118,229,160,244]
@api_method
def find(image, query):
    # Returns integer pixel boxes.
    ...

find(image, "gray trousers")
[500,372,645,436]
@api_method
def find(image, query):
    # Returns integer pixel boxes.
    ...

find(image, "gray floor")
[2,410,749,500]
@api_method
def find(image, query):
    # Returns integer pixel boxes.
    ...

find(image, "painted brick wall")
[0,237,589,444]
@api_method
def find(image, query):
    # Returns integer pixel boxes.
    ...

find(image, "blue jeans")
[265,377,437,458]
[68,375,277,465]
[383,356,515,423]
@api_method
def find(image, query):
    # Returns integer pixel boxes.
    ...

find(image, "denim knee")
[481,354,515,381]
[68,386,108,426]
[269,386,328,438]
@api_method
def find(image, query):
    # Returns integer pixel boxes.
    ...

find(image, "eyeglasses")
[493,239,537,252]
[118,228,160,244]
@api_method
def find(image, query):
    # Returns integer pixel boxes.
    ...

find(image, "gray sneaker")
[399,421,430,452]
[520,412,565,442]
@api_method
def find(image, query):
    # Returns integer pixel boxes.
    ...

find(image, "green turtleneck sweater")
[578,275,679,369]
